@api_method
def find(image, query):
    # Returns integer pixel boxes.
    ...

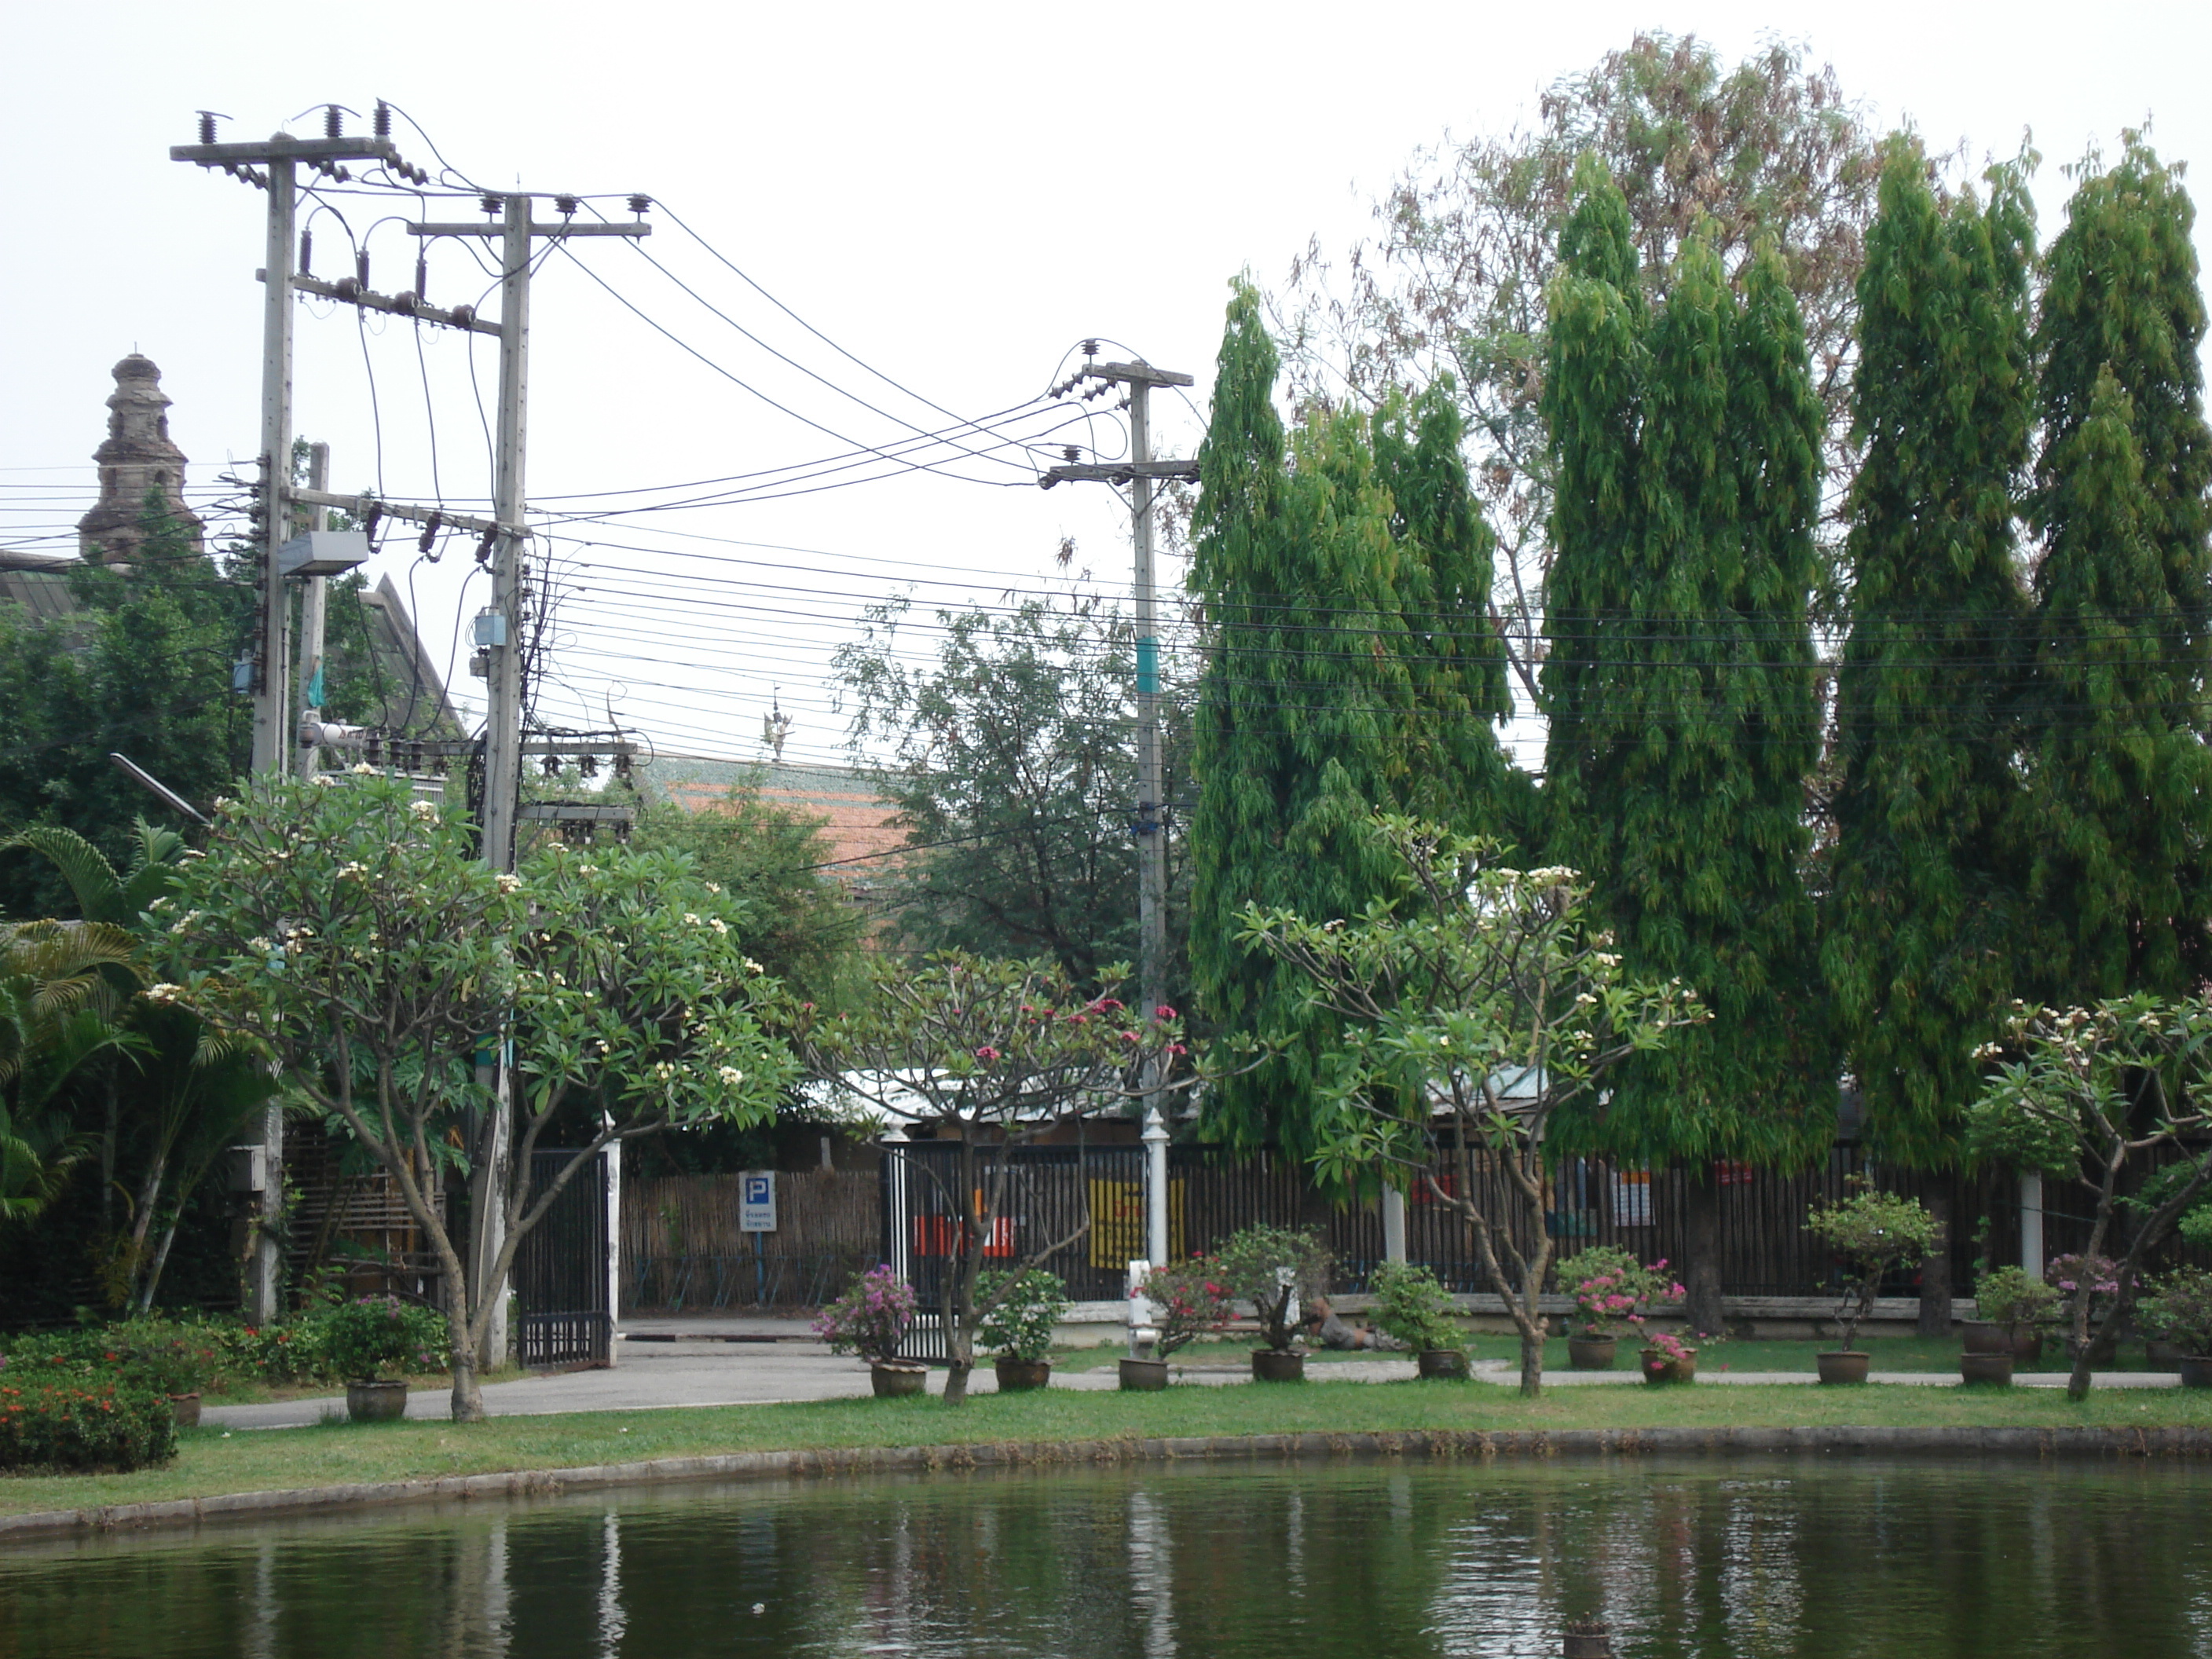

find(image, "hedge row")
[0,1378,178,1473]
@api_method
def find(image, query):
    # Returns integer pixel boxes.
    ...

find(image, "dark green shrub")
[0,1375,179,1471]
[321,1296,445,1381]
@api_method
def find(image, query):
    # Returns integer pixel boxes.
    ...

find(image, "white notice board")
[740,1170,777,1233]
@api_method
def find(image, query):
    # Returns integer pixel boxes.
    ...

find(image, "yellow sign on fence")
[1088,1179,1186,1268]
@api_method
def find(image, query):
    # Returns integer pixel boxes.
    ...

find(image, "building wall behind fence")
[621,1170,879,1316]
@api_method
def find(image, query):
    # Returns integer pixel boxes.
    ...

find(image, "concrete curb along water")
[6,1424,2211,1543]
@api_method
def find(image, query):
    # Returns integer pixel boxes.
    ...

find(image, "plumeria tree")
[160,773,793,1419]
[1237,817,1703,1396]
[778,951,1188,1404]
[1966,995,2212,1400]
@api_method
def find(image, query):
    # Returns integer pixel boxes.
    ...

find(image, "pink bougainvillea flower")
[975,1046,1001,1060]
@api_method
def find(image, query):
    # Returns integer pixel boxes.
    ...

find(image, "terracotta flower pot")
[1568,1335,1618,1372]
[345,1379,409,1423]
[994,1356,1052,1392]
[1416,1348,1470,1380]
[1251,1349,1306,1383]
[2178,1357,2212,1390]
[167,1391,202,1430]
[1119,1357,1170,1391]
[1816,1350,1870,1386]
[1639,1348,1697,1385]
[1959,1352,2014,1386]
[870,1361,928,1397]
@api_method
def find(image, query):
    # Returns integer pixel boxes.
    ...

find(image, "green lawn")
[6,1372,2210,1522]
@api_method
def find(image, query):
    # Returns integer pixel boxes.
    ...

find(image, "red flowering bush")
[1557,1246,1686,1339]
[1139,1258,1232,1357]
[0,1375,178,1471]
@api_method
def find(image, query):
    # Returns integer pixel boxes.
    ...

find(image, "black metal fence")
[512,1149,611,1368]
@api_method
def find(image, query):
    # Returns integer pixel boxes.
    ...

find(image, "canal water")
[1,1456,2205,1657]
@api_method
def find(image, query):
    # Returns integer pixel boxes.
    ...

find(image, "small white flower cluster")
[742,958,764,976]
[682,912,701,926]
[495,873,522,893]
[652,1061,677,1082]
[350,763,378,776]
[146,983,184,1005]
[310,774,337,788]
[716,1065,745,1086]
[408,800,438,822]
[337,861,367,880]
[708,917,728,936]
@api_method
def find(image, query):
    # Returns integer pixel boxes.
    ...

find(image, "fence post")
[1143,1108,1170,1266]
[884,1124,911,1284]
[1383,1185,1407,1265]
[2020,1171,2044,1279]
[604,1139,621,1365]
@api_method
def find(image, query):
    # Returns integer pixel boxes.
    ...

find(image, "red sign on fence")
[912,1214,1016,1258]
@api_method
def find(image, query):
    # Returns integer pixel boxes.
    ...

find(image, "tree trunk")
[1518,1328,1544,1397]
[449,1295,485,1422]
[1681,1163,1726,1338]
[1916,1172,1954,1339]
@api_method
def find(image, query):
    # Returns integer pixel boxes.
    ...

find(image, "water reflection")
[1,1458,2207,1657]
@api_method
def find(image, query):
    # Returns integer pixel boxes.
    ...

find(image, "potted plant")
[1638,1328,1698,1384]
[976,1267,1068,1391]
[1806,1185,1943,1385]
[1130,1257,1232,1389]
[1216,1225,1331,1382]
[325,1295,441,1422]
[1558,1246,1686,1371]
[813,1265,925,1397]
[1966,1265,2058,1363]
[1370,1262,1470,1379]
[2137,1269,2212,1387]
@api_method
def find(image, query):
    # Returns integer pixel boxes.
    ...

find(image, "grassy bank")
[8,1375,2212,1522]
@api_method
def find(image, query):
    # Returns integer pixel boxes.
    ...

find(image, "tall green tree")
[1541,161,1831,1331]
[1187,280,1518,1160]
[1279,34,1884,689]
[2021,138,2212,1002]
[1823,142,2038,1328]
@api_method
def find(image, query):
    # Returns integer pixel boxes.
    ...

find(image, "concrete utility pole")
[174,119,406,1325]
[400,195,647,1365]
[1040,353,1197,1263]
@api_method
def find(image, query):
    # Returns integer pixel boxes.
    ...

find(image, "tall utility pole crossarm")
[1039,353,1196,1261]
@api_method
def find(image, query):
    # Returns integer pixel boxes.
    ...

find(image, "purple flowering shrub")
[814,1264,918,1363]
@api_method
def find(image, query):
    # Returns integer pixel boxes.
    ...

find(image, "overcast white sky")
[5,2,2208,774]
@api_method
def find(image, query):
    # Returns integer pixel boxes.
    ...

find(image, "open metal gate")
[512,1148,613,1368]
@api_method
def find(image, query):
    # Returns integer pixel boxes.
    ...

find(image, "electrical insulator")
[373,101,391,138]
[476,527,497,566]
[1082,339,1098,358]
[449,304,475,329]
[1064,447,1080,463]
[482,193,503,215]
[298,229,313,275]
[324,105,342,138]
[541,754,561,778]
[414,253,428,302]
[628,195,651,216]
[555,194,578,216]
[356,250,370,288]
[578,754,599,780]
[419,513,444,555]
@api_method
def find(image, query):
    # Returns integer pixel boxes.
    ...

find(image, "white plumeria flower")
[716,1065,745,1086]
[146,983,183,1005]
[743,958,764,976]
[708,917,728,936]
[350,762,377,775]
[682,913,701,926]
[310,774,336,788]
[409,800,437,822]
[495,873,522,893]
